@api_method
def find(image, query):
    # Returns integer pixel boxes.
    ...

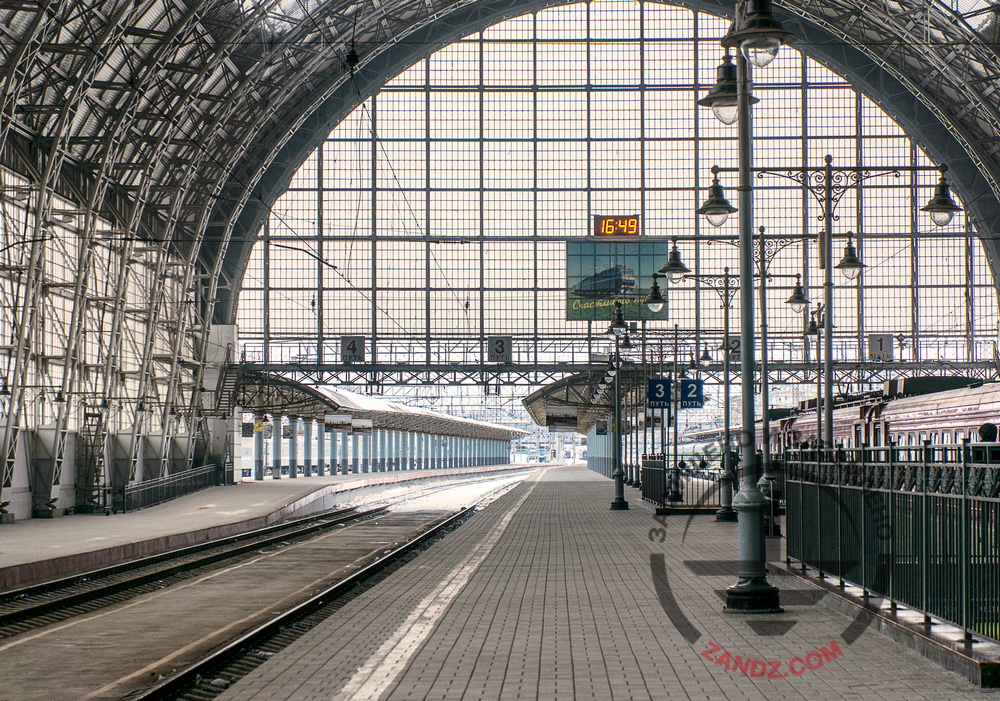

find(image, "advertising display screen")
[566,240,669,321]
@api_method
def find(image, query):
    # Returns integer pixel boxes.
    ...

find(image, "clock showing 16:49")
[594,214,640,237]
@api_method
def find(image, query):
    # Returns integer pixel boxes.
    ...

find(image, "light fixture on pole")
[785,274,809,313]
[658,238,691,283]
[920,166,962,227]
[697,52,758,125]
[696,167,738,225]
[645,275,665,313]
[609,299,628,337]
[721,0,795,69]
[835,233,866,281]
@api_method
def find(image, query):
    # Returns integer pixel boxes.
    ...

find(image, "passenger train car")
[763,377,1000,453]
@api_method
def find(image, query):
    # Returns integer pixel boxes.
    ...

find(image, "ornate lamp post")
[608,301,629,511]
[682,269,738,521]
[692,0,795,612]
[699,161,960,449]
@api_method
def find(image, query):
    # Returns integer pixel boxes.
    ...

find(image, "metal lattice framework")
[1,0,1000,510]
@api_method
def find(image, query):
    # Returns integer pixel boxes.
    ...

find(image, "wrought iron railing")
[785,442,1000,643]
[640,455,722,510]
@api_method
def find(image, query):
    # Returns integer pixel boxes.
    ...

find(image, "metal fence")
[640,455,722,511]
[785,442,1000,643]
[110,464,222,514]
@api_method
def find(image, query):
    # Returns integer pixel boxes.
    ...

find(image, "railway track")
[0,505,383,638]
[128,477,522,700]
[130,506,474,701]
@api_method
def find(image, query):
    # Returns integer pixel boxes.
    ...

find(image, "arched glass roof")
[234,1,997,424]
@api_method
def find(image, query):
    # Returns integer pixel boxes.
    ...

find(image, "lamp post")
[608,301,629,511]
[758,253,810,535]
[691,0,797,612]
[683,269,739,521]
[699,159,960,449]
[668,324,683,502]
[620,331,634,485]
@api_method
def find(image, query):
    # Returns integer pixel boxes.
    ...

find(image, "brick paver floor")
[218,464,997,700]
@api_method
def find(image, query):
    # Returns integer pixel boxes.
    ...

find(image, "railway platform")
[216,463,996,701]
[0,463,536,591]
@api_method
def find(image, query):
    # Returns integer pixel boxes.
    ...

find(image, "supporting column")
[288,417,299,478]
[361,433,370,473]
[317,419,326,476]
[303,419,314,477]
[254,414,265,481]
[341,432,350,474]
[352,434,360,473]
[330,431,340,475]
[383,429,390,471]
[272,416,283,479]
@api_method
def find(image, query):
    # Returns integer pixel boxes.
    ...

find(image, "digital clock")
[594,214,640,237]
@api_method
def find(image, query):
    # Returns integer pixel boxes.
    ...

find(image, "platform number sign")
[868,334,893,361]
[647,378,671,409]
[680,379,705,409]
[727,338,741,363]
[487,336,512,363]
[341,336,365,364]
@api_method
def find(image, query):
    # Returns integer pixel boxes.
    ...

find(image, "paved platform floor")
[0,464,534,588]
[218,464,998,701]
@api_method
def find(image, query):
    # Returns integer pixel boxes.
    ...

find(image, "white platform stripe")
[334,469,546,701]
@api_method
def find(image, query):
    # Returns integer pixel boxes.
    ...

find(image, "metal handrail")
[785,441,998,644]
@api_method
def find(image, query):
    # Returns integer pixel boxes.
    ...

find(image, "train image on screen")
[573,265,636,296]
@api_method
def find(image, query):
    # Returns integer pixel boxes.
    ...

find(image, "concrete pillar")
[331,431,339,475]
[348,434,357,473]
[253,414,265,480]
[304,419,314,477]
[317,420,326,476]
[360,433,369,472]
[340,432,349,474]
[383,430,390,470]
[272,416,283,478]
[378,429,387,471]
[288,417,299,478]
